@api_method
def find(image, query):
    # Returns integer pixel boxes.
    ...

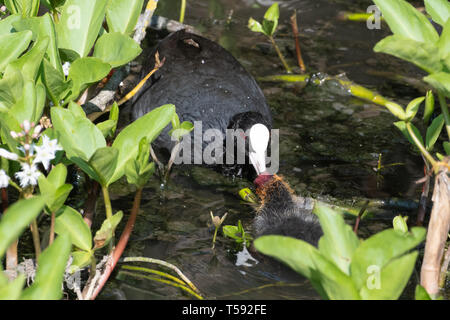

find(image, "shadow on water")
[99,0,435,299]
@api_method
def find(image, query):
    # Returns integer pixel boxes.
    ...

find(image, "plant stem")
[89,188,143,300]
[165,141,181,182]
[212,227,218,249]
[179,0,186,24]
[437,92,450,140]
[30,219,41,259]
[101,186,113,219]
[49,211,55,245]
[290,10,306,73]
[268,36,292,74]
[405,122,436,168]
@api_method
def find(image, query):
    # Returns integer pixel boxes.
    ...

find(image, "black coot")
[131,30,272,176]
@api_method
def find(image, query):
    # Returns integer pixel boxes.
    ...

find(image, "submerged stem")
[179,0,186,24]
[269,36,292,74]
[405,122,436,168]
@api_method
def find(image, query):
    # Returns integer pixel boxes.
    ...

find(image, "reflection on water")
[100,0,433,299]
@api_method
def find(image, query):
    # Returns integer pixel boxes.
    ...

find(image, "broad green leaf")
[372,0,439,43]
[0,275,25,300]
[0,68,24,108]
[69,250,92,274]
[88,146,119,187]
[394,121,424,150]
[5,37,49,82]
[405,97,425,121]
[254,235,360,299]
[350,227,425,290]
[384,101,407,120]
[248,18,264,34]
[426,114,445,151]
[360,251,418,300]
[315,203,359,275]
[9,81,37,125]
[424,0,450,26]
[415,284,432,300]
[0,30,32,72]
[12,14,63,73]
[423,90,435,124]
[47,163,68,188]
[110,104,175,184]
[93,32,142,68]
[20,234,71,300]
[51,107,106,160]
[424,72,450,97]
[93,211,123,250]
[0,14,23,35]
[444,142,450,155]
[439,20,450,61]
[56,0,108,57]
[0,196,46,257]
[54,205,92,251]
[374,35,442,74]
[67,57,111,101]
[106,0,144,35]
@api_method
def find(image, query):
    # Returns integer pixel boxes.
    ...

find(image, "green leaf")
[415,284,432,300]
[106,0,144,35]
[5,0,40,17]
[69,250,92,274]
[0,68,24,108]
[20,234,71,300]
[444,142,450,155]
[423,90,435,124]
[54,205,92,251]
[47,163,68,188]
[0,14,23,36]
[405,97,425,121]
[426,114,445,151]
[350,227,426,290]
[394,121,424,150]
[248,17,264,34]
[254,235,360,299]
[51,106,106,161]
[374,36,442,74]
[5,36,49,82]
[392,216,409,233]
[56,0,109,57]
[0,274,25,300]
[93,32,142,68]
[439,20,450,61]
[372,0,440,43]
[424,72,450,97]
[360,251,418,300]
[264,3,280,22]
[93,211,123,250]
[110,104,175,184]
[40,59,72,106]
[0,30,32,72]
[87,146,119,187]
[424,0,450,26]
[0,197,46,257]
[67,57,111,101]
[315,203,359,275]
[96,119,117,138]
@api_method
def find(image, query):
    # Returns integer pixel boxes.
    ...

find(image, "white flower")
[0,170,9,188]
[33,135,62,170]
[62,62,71,77]
[15,163,41,188]
[22,120,31,133]
[0,148,19,161]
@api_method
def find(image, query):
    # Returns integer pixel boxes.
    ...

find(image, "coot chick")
[247,125,323,246]
[131,30,272,176]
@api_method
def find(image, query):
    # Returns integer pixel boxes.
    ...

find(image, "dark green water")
[97,0,441,300]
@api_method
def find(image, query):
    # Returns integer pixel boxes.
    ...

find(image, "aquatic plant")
[248,3,293,74]
[0,0,196,300]
[255,203,426,300]
[370,0,450,298]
